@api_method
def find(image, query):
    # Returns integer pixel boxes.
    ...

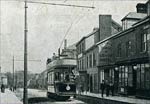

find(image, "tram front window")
[55,72,60,81]
[55,71,75,82]
[65,72,70,82]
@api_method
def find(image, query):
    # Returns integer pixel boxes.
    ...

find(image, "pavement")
[79,91,150,104]
[0,89,23,104]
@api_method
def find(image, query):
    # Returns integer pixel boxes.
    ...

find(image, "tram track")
[15,88,86,104]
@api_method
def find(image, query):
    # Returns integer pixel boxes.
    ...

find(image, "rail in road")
[15,88,86,104]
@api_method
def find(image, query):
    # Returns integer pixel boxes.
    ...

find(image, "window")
[126,41,132,56]
[82,58,84,70]
[117,43,122,57]
[93,53,96,66]
[141,30,148,52]
[119,66,129,87]
[89,54,92,68]
[136,63,150,89]
[87,56,89,68]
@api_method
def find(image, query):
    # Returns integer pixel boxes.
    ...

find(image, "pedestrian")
[1,84,5,93]
[78,84,82,95]
[110,82,114,96]
[100,80,105,97]
[106,80,110,97]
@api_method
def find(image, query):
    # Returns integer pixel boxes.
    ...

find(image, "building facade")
[76,15,122,93]
[76,0,150,99]
[96,2,150,98]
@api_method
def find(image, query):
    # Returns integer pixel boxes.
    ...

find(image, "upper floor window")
[126,41,132,57]
[93,53,96,66]
[89,54,92,68]
[117,43,122,57]
[86,56,89,68]
[141,30,149,52]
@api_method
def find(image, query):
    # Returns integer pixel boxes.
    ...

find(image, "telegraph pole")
[12,56,15,91]
[24,0,28,104]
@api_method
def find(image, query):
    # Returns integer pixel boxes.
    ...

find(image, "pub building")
[97,15,150,98]
[76,0,150,99]
[96,1,150,99]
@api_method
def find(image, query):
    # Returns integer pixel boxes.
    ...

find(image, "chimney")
[147,1,150,15]
[99,15,112,41]
[64,39,67,49]
[136,3,147,13]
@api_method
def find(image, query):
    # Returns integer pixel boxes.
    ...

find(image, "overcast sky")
[0,0,147,73]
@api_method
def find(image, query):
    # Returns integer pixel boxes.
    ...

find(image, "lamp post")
[24,0,28,104]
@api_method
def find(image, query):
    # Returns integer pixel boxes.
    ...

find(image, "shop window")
[109,69,114,83]
[136,63,150,89]
[141,64,145,89]
[145,64,150,89]
[119,66,129,88]
[137,64,141,89]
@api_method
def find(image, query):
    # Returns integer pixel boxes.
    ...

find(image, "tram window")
[55,73,58,80]
[60,73,64,81]
[65,72,70,81]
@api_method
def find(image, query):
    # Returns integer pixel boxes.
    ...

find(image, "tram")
[46,57,77,101]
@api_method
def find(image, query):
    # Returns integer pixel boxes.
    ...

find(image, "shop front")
[116,65,137,95]
[116,62,150,99]
[136,63,150,99]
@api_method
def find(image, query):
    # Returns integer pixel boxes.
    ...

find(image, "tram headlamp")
[66,85,71,91]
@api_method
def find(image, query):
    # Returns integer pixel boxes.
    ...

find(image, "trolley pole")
[24,0,28,104]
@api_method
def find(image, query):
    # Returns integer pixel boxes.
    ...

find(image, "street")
[15,88,86,104]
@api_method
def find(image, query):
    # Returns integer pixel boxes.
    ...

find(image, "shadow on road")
[28,97,55,104]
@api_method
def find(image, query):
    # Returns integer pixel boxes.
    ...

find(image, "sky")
[0,0,148,73]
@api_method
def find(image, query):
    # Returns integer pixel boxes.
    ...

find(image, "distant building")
[15,70,35,88]
[0,74,8,86]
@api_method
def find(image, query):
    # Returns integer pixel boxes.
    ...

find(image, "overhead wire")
[2,0,95,9]
[58,11,87,50]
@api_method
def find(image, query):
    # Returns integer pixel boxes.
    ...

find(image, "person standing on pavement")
[100,80,105,97]
[106,80,110,97]
[1,84,5,93]
[110,82,114,96]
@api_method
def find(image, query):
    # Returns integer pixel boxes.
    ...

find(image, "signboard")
[98,40,113,66]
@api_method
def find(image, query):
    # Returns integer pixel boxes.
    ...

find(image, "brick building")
[97,1,150,98]
[76,15,122,93]
[76,0,150,99]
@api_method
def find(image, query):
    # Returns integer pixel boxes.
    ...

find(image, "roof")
[121,12,147,21]
[97,15,150,46]
[76,28,99,46]
[66,43,76,50]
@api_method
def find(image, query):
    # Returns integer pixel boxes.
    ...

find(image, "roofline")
[121,18,141,21]
[132,15,150,26]
[76,28,99,46]
[121,12,147,21]
[76,36,86,46]
[96,15,150,46]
